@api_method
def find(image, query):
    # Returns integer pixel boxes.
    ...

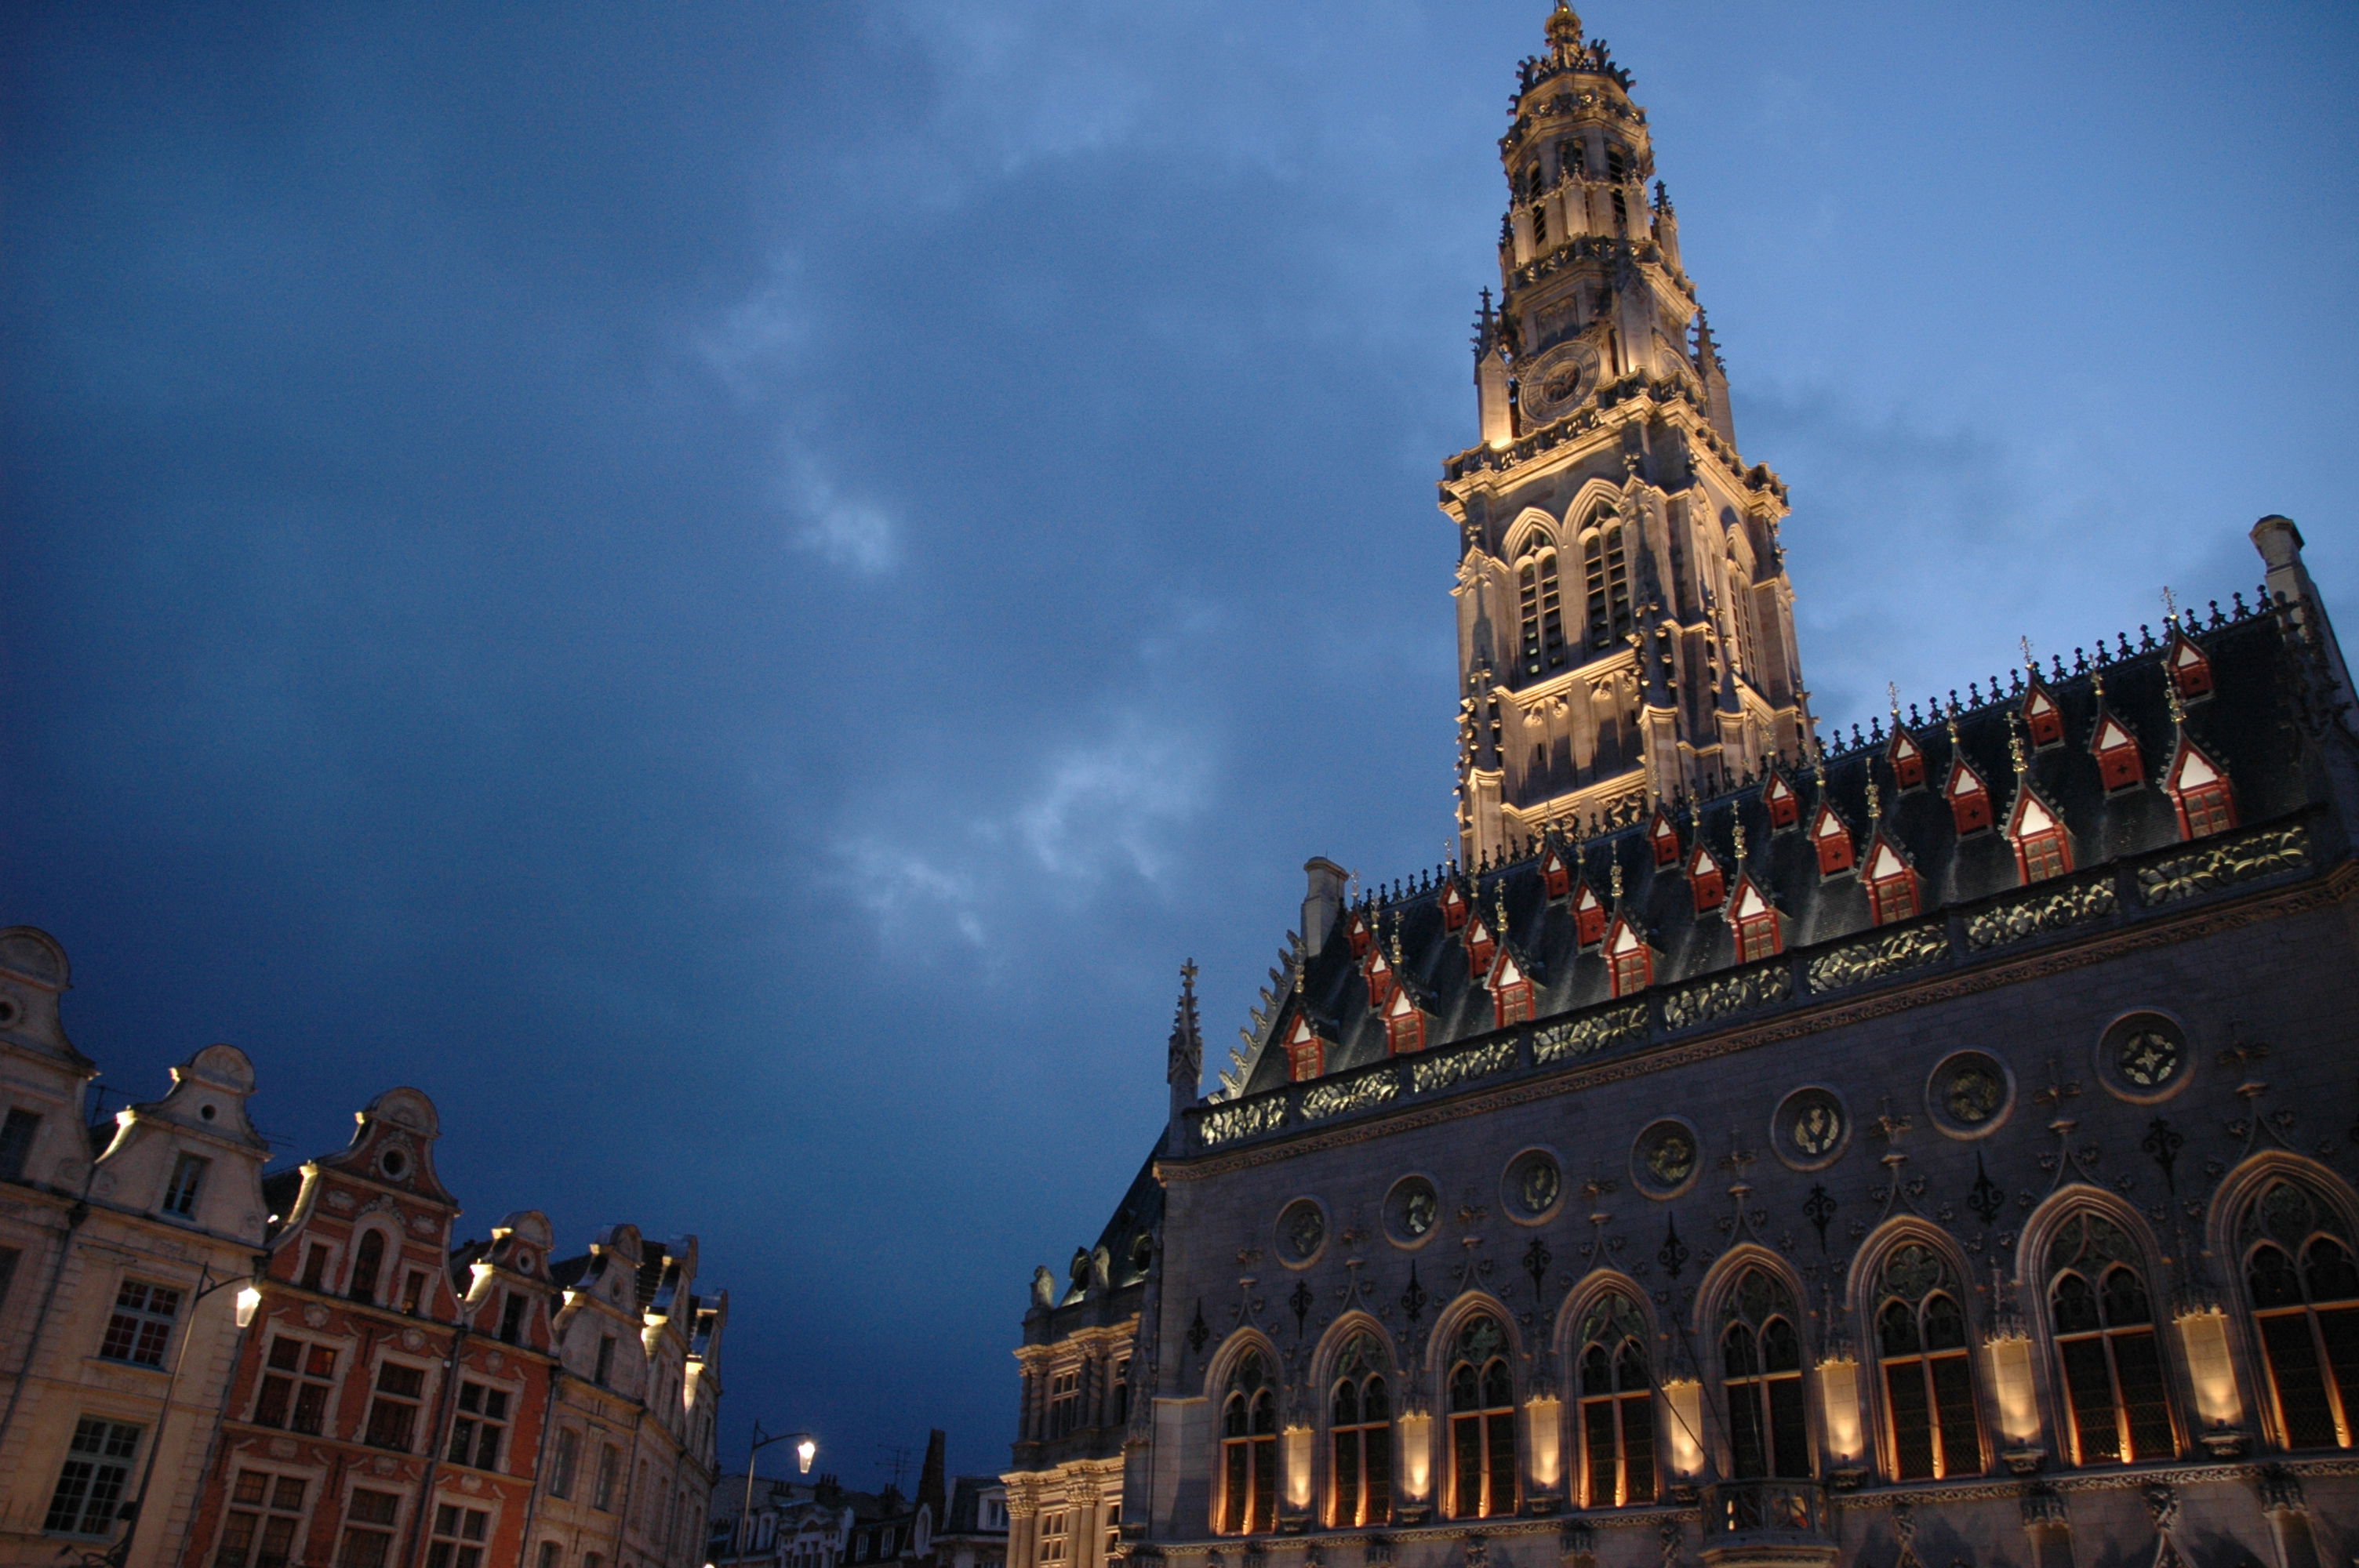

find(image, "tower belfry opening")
[1444,0,1809,863]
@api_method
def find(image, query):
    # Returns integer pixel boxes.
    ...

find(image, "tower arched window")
[1726,550,1761,677]
[1328,1333,1392,1527]
[1872,1243,1981,1479]
[1720,1269,1809,1479]
[1447,1316,1517,1519]
[1582,525,1634,649]
[1576,1294,1656,1508]
[2241,1181,2359,1450]
[2046,1214,2174,1465]
[1518,551,1567,676]
[1219,1352,1278,1534]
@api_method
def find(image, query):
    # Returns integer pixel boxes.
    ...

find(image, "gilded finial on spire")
[1888,681,1902,724]
[2007,710,2028,776]
[1610,855,1624,903]
[1866,779,1882,826]
[1547,0,1584,55]
[2162,586,2179,628]
[2019,636,2037,677]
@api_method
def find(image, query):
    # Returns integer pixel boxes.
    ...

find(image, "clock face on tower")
[1515,339,1601,427]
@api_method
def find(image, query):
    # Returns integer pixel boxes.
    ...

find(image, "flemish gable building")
[1010,9,2359,1568]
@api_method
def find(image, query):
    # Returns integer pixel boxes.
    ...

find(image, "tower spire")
[1165,960,1202,1150]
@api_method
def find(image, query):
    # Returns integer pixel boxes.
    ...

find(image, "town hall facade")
[1006,9,2359,1568]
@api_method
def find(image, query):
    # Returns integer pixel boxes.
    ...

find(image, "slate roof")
[1238,598,2345,1097]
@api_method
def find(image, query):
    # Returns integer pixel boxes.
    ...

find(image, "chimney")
[2252,515,2356,714]
[1301,858,1348,957]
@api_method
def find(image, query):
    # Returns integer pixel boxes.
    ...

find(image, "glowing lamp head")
[796,1437,817,1475]
[234,1285,264,1327]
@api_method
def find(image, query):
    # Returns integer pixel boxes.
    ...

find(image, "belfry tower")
[1442,2,1810,863]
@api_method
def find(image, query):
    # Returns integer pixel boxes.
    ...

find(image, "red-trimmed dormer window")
[1363,947,1395,1010]
[1438,881,1468,932]
[2023,685,2064,749]
[1731,881,1780,964]
[2091,714,2144,792]
[2168,742,2237,840]
[1285,1016,1325,1082]
[2009,793,2073,884]
[1540,846,1572,899]
[1384,988,1427,1054]
[1686,842,1725,913]
[1863,840,1921,925]
[1763,771,1799,830]
[1947,760,1993,835]
[1810,803,1854,877]
[1490,951,1536,1028]
[1888,728,1927,790]
[1605,920,1652,998]
[2168,633,2215,700]
[1463,913,1496,979]
[1572,882,1606,948]
[1345,912,1373,958]
[1648,811,1681,867]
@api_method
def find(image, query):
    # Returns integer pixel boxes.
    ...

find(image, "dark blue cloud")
[5,0,2354,1483]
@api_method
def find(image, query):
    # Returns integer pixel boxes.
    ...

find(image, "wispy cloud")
[784,450,897,575]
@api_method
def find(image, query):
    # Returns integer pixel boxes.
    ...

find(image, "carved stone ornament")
[1965,880,2116,950]
[1664,963,1792,1030]
[1805,925,1946,994]
[459,1473,483,1494]
[1535,1004,1647,1064]
[269,1438,298,1459]
[2137,825,2307,906]
[1201,1097,1287,1149]
[302,1304,330,1329]
[409,1213,438,1236]
[1412,1039,1517,1095]
[485,1350,505,1374]
[326,1189,358,1212]
[401,1328,427,1352]
[1303,1072,1400,1123]
[372,1456,398,1477]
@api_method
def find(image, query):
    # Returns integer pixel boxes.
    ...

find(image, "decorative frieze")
[1663,962,1792,1029]
[1534,1004,1648,1064]
[2137,826,2309,906]
[1201,1095,1287,1148]
[1301,1070,1401,1123]
[1965,880,2117,951]
[1411,1039,1518,1096]
[1805,926,1946,994]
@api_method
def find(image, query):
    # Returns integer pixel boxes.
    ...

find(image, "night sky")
[5,0,2354,1490]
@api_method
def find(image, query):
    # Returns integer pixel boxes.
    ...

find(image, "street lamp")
[738,1423,820,1563]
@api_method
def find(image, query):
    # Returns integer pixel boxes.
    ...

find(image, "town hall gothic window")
[2241,1181,2359,1450]
[1872,1243,1980,1479]
[1219,1351,1277,1534]
[1720,1268,1809,1479]
[1576,1293,1656,1508]
[1448,1315,1516,1519]
[1518,549,1567,677]
[2046,1213,2174,1465]
[1582,523,1633,651]
[1328,1332,1392,1527]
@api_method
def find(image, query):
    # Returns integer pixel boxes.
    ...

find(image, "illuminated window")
[2009,795,2071,884]
[1605,921,1651,997]
[1038,1509,1070,1566]
[1887,728,1926,790]
[253,1337,338,1435]
[1103,1500,1122,1563]
[2241,1182,2359,1450]
[1762,772,1798,830]
[1947,760,1993,835]
[1285,1017,1325,1083]
[1384,989,1427,1055]
[1863,841,1919,925]
[1518,551,1568,676]
[1809,804,1853,877]
[1219,1353,1278,1534]
[218,1472,307,1568]
[1447,1316,1517,1519]
[100,1279,181,1367]
[44,1417,141,1537]
[2047,1214,2174,1465]
[1873,1245,1979,1479]
[1572,882,1606,948]
[2091,715,2143,792]
[1328,1333,1393,1528]
[1721,1269,1810,1479]
[1491,953,1535,1028]
[1686,843,1724,913]
[2168,744,2236,841]
[1731,883,1779,964]
[1047,1368,1081,1438]
[2023,687,2063,748]
[1576,1294,1656,1508]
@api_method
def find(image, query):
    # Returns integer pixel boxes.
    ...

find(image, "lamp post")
[737,1423,819,1565]
[71,1261,264,1568]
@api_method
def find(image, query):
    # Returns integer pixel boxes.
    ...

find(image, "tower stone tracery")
[1443,2,1808,864]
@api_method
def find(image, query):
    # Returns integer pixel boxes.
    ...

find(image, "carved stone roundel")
[302,1304,329,1329]
[401,1328,427,1352]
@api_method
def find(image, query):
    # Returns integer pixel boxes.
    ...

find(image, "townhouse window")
[1448,1315,1516,1519]
[1111,1358,1131,1426]
[2047,1213,2174,1465]
[594,1445,621,1511]
[349,1230,387,1304]
[0,1247,19,1311]
[162,1152,210,1217]
[217,1471,307,1568]
[1328,1331,1391,1528]
[499,1290,527,1344]
[402,1270,430,1314]
[1721,1269,1810,1479]
[538,1544,562,1568]
[44,1417,141,1535]
[365,1362,426,1451]
[550,1429,580,1499]
[426,1503,490,1568]
[337,1490,401,1568]
[100,1279,182,1367]
[1219,1352,1278,1534]
[300,1246,330,1290]
[253,1336,339,1435]
[0,1105,40,1180]
[1038,1510,1070,1567]
[448,1381,510,1470]
[1103,1499,1122,1563]
[1576,1294,1656,1507]
[594,1334,616,1387]
[1047,1368,1081,1437]
[2241,1181,2359,1450]
[1873,1244,1980,1480]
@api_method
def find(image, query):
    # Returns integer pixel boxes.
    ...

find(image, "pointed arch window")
[2092,715,2144,793]
[1605,920,1651,998]
[2168,744,2236,841]
[1864,841,1921,925]
[2023,687,2064,749]
[1219,1352,1278,1534]
[2010,794,2072,884]
[1572,883,1606,948]
[1490,952,1535,1029]
[1384,988,1427,1055]
[1873,1244,1981,1480]
[1518,551,1568,676]
[1762,773,1799,830]
[1686,844,1724,913]
[1285,1017,1325,1083]
[1583,524,1633,649]
[2168,635,2215,700]
[1576,1294,1657,1508]
[1732,882,1780,964]
[2241,1182,2359,1450]
[1947,760,1993,835]
[1888,729,1927,791]
[2046,1214,2174,1465]
[1809,804,1853,877]
[1721,1269,1810,1479]
[1447,1316,1517,1519]
[1328,1333,1393,1527]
